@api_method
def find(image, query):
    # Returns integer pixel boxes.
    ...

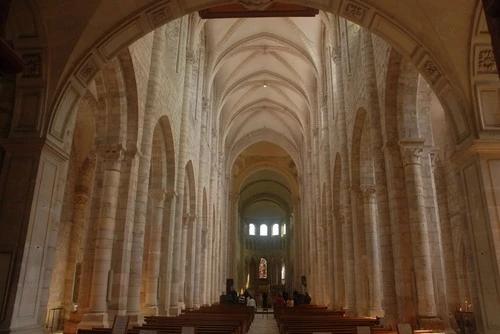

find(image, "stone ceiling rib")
[226,99,305,130]
[215,71,311,110]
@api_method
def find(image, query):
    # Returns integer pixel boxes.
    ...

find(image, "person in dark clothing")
[282,290,289,301]
[293,290,300,306]
[262,292,268,308]
[304,292,311,304]
[229,288,238,304]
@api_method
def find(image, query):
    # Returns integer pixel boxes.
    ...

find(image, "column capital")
[182,213,197,228]
[202,97,211,113]
[360,184,376,195]
[399,138,426,166]
[148,189,167,207]
[74,193,89,207]
[331,46,341,63]
[98,144,125,169]
[430,152,441,172]
[186,48,198,65]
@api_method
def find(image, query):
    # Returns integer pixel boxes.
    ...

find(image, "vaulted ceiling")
[203,9,325,218]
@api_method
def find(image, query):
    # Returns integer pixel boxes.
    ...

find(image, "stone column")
[81,145,124,327]
[341,208,356,314]
[169,44,197,315]
[159,191,177,315]
[360,185,383,317]
[452,141,500,334]
[64,156,96,312]
[360,27,397,326]
[400,139,436,318]
[127,26,166,320]
[143,189,166,315]
[332,19,354,314]
[0,140,69,333]
[185,214,197,309]
[178,213,189,310]
[197,98,211,307]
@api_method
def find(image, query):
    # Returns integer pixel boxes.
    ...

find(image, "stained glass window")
[259,258,267,279]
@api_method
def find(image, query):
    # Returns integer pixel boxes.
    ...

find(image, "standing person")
[262,292,268,308]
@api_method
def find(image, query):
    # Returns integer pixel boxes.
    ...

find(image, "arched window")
[260,224,268,236]
[259,258,267,279]
[281,263,286,285]
[281,224,286,236]
[272,223,279,236]
[249,224,255,235]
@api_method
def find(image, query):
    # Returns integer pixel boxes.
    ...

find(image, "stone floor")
[248,309,279,334]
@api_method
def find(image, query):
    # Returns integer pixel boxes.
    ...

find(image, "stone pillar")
[0,141,69,334]
[361,27,397,326]
[332,19,354,314]
[341,208,356,314]
[143,189,166,315]
[361,185,383,317]
[452,141,500,334]
[197,98,211,307]
[184,214,197,309]
[159,190,177,315]
[64,156,96,310]
[400,139,436,318]
[127,26,166,321]
[169,43,197,315]
[178,213,189,310]
[81,145,124,328]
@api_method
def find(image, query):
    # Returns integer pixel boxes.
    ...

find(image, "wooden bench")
[77,304,254,334]
[277,314,382,334]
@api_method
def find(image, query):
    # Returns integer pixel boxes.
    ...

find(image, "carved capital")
[401,146,423,165]
[399,138,425,166]
[99,144,125,170]
[360,185,376,203]
[182,214,197,228]
[74,194,89,207]
[186,49,198,65]
[429,152,439,171]
[331,47,341,64]
[202,97,211,113]
[149,189,167,207]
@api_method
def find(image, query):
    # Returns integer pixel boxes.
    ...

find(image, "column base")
[369,307,385,318]
[169,306,181,316]
[418,316,444,331]
[78,312,110,329]
[0,325,45,334]
[126,313,143,327]
[141,306,159,316]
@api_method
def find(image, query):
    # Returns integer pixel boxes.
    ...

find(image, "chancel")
[1,0,500,333]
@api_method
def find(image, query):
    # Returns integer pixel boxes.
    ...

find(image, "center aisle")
[248,309,279,334]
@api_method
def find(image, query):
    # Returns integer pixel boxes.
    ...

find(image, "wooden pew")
[78,304,254,334]
[277,314,381,334]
